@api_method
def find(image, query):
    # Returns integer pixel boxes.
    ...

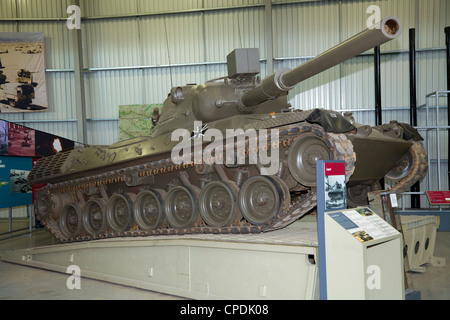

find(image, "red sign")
[426,191,450,205]
[324,162,346,176]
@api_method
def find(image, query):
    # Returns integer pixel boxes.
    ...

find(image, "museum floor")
[0,221,448,300]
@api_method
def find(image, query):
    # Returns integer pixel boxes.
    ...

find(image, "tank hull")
[30,109,427,243]
[29,110,410,187]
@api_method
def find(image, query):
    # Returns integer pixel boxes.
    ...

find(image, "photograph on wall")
[7,122,35,157]
[35,130,75,157]
[10,169,31,194]
[0,32,48,113]
[0,120,7,155]
[323,162,347,211]
[119,104,162,141]
[0,156,32,209]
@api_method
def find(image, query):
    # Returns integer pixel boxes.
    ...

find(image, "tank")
[16,69,38,87]
[0,82,35,108]
[0,60,36,108]
[29,16,428,243]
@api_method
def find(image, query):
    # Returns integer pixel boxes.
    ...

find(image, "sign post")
[316,160,347,300]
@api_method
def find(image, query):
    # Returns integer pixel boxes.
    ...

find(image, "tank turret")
[152,16,402,137]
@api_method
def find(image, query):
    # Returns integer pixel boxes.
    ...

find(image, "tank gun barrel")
[239,16,402,111]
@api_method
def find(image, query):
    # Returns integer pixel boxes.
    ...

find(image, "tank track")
[387,141,428,194]
[35,123,358,243]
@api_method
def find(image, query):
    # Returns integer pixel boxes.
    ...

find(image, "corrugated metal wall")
[0,0,448,216]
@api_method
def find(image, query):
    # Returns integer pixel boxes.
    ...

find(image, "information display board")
[0,156,32,208]
[324,207,404,300]
[328,207,399,243]
[426,191,450,205]
[322,162,347,211]
[0,119,76,209]
[316,160,404,300]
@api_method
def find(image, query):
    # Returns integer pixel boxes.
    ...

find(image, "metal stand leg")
[27,205,33,237]
[370,190,419,299]
[8,207,12,234]
[379,192,400,230]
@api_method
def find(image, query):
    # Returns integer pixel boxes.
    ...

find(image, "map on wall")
[0,32,48,113]
[118,104,162,141]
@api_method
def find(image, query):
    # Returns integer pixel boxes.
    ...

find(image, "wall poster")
[0,156,32,209]
[0,119,76,209]
[0,32,48,113]
[0,119,74,158]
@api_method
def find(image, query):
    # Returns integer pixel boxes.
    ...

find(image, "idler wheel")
[133,189,166,231]
[59,202,83,238]
[199,181,241,227]
[385,149,413,181]
[82,198,107,236]
[164,186,200,228]
[35,191,53,221]
[288,133,330,186]
[238,175,290,225]
[106,193,136,233]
